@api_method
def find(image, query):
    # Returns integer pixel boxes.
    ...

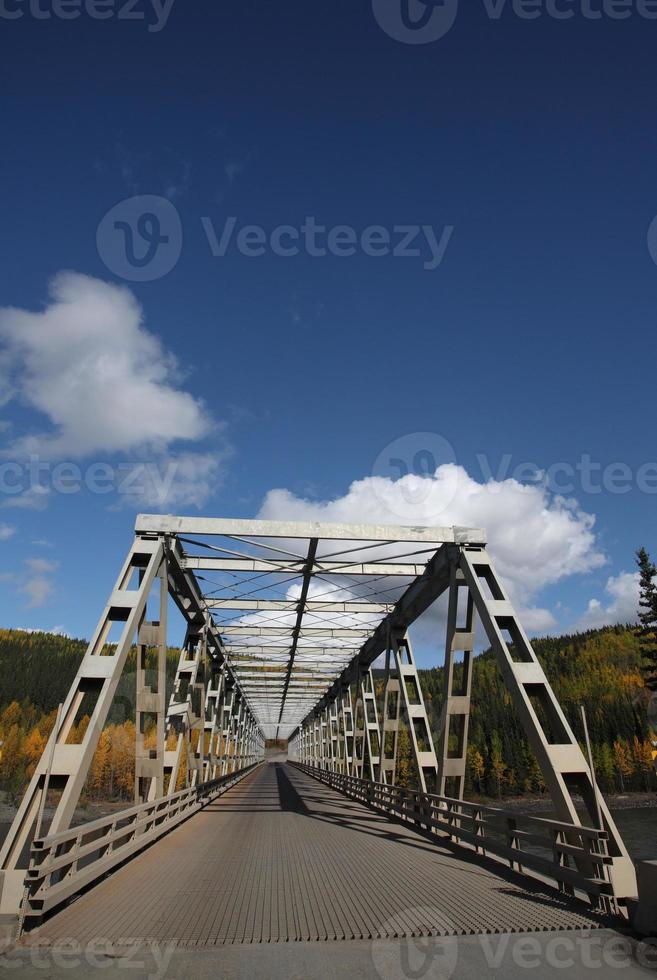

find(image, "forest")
[0,622,654,803]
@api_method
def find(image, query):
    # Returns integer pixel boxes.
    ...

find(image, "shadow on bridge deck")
[26,763,610,947]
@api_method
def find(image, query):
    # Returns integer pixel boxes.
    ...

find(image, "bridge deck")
[29,763,608,946]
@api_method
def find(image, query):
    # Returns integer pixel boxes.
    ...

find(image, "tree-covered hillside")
[0,624,654,801]
[0,629,181,799]
[415,624,654,797]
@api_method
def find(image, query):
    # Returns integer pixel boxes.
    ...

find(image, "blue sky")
[1,0,657,657]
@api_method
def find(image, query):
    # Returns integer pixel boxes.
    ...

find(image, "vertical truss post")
[353,683,365,778]
[236,698,248,770]
[231,700,240,773]
[243,715,251,767]
[325,706,332,769]
[305,721,312,765]
[378,637,401,785]
[392,631,438,793]
[358,669,381,781]
[338,685,354,775]
[225,694,239,775]
[232,694,245,774]
[309,715,317,767]
[437,564,476,799]
[163,621,207,793]
[319,709,327,769]
[219,681,236,776]
[459,544,637,901]
[190,625,210,787]
[135,559,168,803]
[328,698,339,772]
[204,663,225,780]
[331,699,342,773]
[314,713,322,767]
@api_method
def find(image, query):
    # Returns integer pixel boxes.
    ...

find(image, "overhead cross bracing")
[136,514,487,740]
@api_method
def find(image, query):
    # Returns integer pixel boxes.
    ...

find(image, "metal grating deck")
[27,763,609,946]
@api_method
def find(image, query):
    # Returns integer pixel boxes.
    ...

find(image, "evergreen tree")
[636,548,657,689]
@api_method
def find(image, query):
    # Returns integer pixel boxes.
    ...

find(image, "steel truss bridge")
[0,516,640,961]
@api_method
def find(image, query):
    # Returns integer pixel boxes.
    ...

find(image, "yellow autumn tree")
[0,701,22,732]
[89,729,111,800]
[633,736,655,791]
[23,727,47,780]
[613,739,634,792]
[110,722,135,800]
[0,724,24,795]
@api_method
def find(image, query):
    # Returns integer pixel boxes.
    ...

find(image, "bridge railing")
[21,761,261,927]
[293,763,616,912]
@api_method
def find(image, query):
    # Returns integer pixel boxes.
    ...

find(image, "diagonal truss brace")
[0,536,165,913]
[0,533,265,915]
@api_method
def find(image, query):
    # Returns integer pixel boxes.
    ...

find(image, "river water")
[601,806,656,862]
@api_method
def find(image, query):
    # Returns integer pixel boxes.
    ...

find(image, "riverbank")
[0,797,130,831]
[473,791,657,813]
[2,789,655,830]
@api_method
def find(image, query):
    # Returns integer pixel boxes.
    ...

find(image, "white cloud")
[1,557,59,608]
[115,450,229,510]
[21,575,55,608]
[22,557,58,607]
[257,465,607,630]
[14,625,70,637]
[572,572,640,632]
[1,486,51,511]
[0,273,227,509]
[0,523,15,541]
[0,272,212,459]
[24,558,58,574]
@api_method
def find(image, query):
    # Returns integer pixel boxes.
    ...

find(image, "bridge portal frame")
[0,515,638,916]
